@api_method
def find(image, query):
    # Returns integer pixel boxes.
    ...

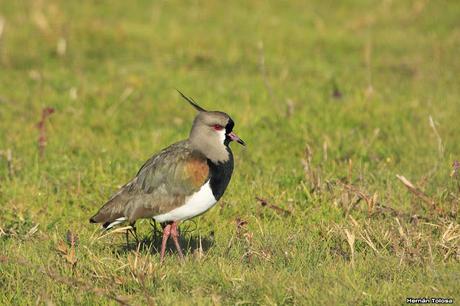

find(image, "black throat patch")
[207,148,234,200]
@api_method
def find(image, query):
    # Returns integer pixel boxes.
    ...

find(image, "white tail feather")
[103,217,127,230]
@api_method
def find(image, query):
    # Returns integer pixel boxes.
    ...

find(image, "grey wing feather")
[89,140,197,225]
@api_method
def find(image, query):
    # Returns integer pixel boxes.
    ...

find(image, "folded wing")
[89,141,209,227]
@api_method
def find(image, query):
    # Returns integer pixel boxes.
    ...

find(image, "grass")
[1,0,460,304]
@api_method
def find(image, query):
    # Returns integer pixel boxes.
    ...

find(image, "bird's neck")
[189,138,230,164]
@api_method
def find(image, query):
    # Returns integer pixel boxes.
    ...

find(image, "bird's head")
[178,90,245,162]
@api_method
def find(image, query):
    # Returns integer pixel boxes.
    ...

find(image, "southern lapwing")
[90,91,245,262]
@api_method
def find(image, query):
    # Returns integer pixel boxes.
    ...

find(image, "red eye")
[213,124,224,131]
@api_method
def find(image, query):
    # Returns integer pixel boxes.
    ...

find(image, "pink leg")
[170,221,184,260]
[160,223,171,263]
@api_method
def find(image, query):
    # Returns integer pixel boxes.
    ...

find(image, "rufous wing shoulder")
[135,144,209,195]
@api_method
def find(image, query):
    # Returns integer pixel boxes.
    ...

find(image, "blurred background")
[0,0,459,304]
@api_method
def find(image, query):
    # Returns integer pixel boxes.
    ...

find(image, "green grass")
[1,0,460,304]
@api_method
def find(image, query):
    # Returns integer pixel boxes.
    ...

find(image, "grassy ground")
[1,0,460,305]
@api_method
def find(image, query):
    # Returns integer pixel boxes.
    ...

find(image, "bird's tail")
[89,189,129,229]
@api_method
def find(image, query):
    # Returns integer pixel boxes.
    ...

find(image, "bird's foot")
[159,221,184,263]
[160,223,171,263]
[125,224,138,248]
[171,221,184,261]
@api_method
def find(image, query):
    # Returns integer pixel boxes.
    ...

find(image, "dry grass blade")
[127,247,156,286]
[255,197,292,216]
[359,229,380,255]
[25,223,39,239]
[396,174,440,213]
[344,229,355,267]
[428,241,434,265]
[193,234,205,260]
[395,218,407,242]
[94,226,134,241]
[302,145,322,192]
[441,223,460,243]
[429,115,444,157]
[340,182,375,215]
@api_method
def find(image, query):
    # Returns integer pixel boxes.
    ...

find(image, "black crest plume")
[176,90,207,112]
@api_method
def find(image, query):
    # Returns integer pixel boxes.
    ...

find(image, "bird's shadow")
[116,224,215,256]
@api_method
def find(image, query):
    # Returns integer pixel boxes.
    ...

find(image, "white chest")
[153,181,217,223]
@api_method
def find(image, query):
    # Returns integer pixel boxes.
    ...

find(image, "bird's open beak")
[227,131,245,146]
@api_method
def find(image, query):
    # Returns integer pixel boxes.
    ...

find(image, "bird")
[89,91,245,262]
